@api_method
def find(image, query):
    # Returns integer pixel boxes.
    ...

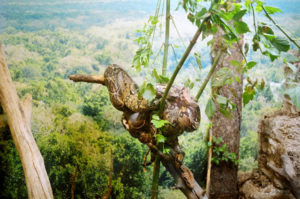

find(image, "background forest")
[0,0,299,198]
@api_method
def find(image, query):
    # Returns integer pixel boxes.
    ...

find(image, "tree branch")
[152,0,171,198]
[159,15,211,113]
[68,74,105,85]
[196,49,223,101]
[262,6,300,50]
[21,94,32,126]
[154,145,207,199]
[162,0,170,76]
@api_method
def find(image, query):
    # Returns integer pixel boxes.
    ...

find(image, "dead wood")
[0,44,53,199]
[69,74,105,85]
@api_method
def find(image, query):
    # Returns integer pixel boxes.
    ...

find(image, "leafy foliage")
[0,129,27,199]
[112,134,152,198]
[208,137,239,165]
[239,131,258,171]
[132,16,158,72]
[82,88,111,129]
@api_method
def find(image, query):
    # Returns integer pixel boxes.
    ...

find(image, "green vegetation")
[208,137,239,165]
[0,0,299,198]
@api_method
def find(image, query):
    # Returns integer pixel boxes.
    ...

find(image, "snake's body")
[103,64,200,139]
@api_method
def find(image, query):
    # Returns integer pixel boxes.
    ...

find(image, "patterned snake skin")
[103,64,200,138]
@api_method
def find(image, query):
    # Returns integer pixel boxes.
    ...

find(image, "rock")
[239,110,300,199]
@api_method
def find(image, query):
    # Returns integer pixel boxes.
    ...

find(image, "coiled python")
[103,64,200,140]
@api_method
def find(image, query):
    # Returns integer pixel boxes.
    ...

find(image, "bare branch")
[68,74,105,85]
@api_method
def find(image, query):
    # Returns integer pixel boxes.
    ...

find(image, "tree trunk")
[206,6,244,199]
[71,166,78,199]
[102,149,113,199]
[0,44,53,199]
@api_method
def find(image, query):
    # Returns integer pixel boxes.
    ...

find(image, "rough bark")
[238,110,300,199]
[102,149,113,199]
[147,143,207,199]
[207,5,243,198]
[0,44,53,199]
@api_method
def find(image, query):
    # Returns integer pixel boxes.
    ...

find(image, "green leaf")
[158,76,169,84]
[219,106,232,118]
[151,114,169,129]
[142,83,156,102]
[245,0,251,10]
[255,1,264,13]
[234,21,250,34]
[271,36,290,52]
[212,67,233,88]
[152,114,160,121]
[196,8,207,19]
[244,43,249,55]
[152,69,159,80]
[233,9,247,21]
[213,137,223,144]
[264,6,281,14]
[156,134,167,143]
[152,69,169,84]
[184,78,194,89]
[246,61,257,70]
[149,16,159,25]
[187,13,195,23]
[219,10,234,21]
[205,98,216,120]
[285,87,300,111]
[282,53,299,63]
[194,52,202,69]
[243,86,256,106]
[216,95,228,105]
[234,76,241,83]
[151,120,168,129]
[261,25,274,35]
[163,145,170,153]
[230,60,241,67]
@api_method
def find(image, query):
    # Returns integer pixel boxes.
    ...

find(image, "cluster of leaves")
[0,127,27,199]
[151,114,170,153]
[239,131,258,171]
[82,88,112,130]
[181,0,298,118]
[208,136,239,165]
[0,104,152,199]
[205,94,237,120]
[243,77,265,106]
[132,16,158,72]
